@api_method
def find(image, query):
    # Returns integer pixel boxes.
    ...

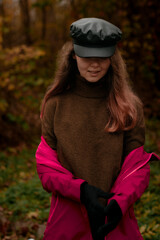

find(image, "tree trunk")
[19,0,32,45]
[0,2,3,49]
[0,1,12,48]
[41,6,46,40]
[151,1,160,91]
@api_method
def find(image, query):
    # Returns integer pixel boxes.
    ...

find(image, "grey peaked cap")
[70,17,122,57]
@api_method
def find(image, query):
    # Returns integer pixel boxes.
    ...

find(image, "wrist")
[80,181,88,203]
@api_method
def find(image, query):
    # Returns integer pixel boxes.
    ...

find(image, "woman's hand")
[80,182,114,240]
[97,199,122,238]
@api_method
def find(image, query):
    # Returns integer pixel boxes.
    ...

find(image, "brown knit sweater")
[42,75,145,193]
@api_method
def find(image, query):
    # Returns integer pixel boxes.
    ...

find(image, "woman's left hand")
[97,199,122,238]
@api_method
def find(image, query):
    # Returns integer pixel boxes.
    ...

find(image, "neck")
[72,74,109,98]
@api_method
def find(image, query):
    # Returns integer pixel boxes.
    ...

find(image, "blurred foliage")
[0,45,56,149]
[144,119,160,154]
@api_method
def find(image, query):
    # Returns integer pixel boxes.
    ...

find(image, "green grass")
[0,177,50,222]
[0,146,51,239]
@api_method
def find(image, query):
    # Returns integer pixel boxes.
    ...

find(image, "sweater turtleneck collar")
[72,74,108,98]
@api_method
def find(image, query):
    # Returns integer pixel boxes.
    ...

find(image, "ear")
[72,53,76,60]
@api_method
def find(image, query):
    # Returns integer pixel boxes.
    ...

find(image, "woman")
[36,18,159,240]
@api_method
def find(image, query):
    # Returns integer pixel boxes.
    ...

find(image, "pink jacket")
[36,136,160,240]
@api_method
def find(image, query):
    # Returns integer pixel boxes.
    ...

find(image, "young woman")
[36,18,159,240]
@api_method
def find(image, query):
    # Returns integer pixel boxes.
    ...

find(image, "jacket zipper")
[121,153,155,182]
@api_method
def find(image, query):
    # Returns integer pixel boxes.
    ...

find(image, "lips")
[90,71,100,73]
[88,71,100,77]
[88,70,100,73]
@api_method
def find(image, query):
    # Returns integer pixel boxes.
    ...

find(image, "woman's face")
[74,55,111,82]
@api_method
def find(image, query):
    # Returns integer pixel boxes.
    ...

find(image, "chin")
[86,77,100,82]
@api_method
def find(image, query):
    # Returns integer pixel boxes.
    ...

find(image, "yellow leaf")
[152,224,160,231]
[0,99,8,112]
[27,211,39,219]
[140,225,147,234]
[8,84,15,91]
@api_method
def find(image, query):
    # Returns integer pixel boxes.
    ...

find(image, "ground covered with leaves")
[0,119,160,240]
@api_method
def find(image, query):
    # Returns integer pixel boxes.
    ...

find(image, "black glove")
[97,199,122,238]
[80,182,114,240]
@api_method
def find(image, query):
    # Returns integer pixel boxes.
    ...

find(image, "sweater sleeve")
[39,98,86,202]
[110,105,149,216]
[41,98,57,150]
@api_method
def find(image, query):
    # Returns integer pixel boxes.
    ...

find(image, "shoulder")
[43,90,72,115]
[45,96,58,107]
[44,92,67,108]
[44,97,57,113]
[42,96,60,120]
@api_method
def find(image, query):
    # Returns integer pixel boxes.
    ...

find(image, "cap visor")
[74,44,115,58]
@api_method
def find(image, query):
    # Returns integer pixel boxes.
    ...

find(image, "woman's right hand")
[80,182,114,240]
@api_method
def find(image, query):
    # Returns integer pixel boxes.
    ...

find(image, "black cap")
[70,18,122,58]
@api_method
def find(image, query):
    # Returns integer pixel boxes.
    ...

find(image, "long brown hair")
[41,41,142,132]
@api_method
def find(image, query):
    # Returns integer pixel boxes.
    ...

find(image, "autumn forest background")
[0,0,160,239]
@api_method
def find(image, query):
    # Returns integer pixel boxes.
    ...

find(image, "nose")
[90,58,100,67]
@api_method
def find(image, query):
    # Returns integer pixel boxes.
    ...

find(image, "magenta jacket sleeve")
[36,136,86,202]
[109,146,160,216]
